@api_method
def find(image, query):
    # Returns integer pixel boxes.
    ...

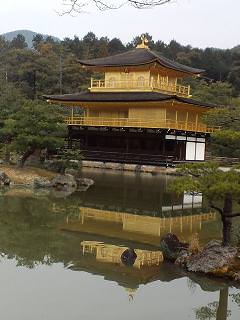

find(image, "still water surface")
[0,169,239,320]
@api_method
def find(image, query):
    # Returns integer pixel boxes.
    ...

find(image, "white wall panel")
[196,143,205,161]
[186,142,196,160]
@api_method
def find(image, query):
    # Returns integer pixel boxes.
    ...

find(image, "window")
[137,76,145,87]
[108,77,116,88]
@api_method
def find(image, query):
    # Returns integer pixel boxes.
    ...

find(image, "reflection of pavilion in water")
[81,241,163,268]
[56,196,218,297]
[60,205,217,246]
[79,240,163,299]
[68,239,227,300]
[54,172,221,298]
[70,170,207,217]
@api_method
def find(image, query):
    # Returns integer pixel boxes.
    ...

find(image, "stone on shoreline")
[64,168,79,177]
[51,174,77,191]
[75,177,94,191]
[160,233,189,262]
[0,171,11,186]
[33,172,94,194]
[34,177,52,188]
[49,174,77,198]
[160,234,240,282]
[64,168,94,191]
[186,240,238,275]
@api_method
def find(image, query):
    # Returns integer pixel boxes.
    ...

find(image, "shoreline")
[81,160,179,175]
[1,162,236,186]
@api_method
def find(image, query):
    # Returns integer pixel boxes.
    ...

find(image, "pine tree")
[170,162,240,246]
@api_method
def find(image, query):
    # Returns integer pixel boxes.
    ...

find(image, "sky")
[0,0,239,49]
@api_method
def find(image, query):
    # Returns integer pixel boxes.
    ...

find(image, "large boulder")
[160,233,189,262]
[0,171,11,186]
[186,240,238,275]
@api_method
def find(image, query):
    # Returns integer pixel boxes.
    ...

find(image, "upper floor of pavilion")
[79,36,204,98]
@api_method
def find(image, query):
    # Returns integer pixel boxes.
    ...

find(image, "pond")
[0,168,239,320]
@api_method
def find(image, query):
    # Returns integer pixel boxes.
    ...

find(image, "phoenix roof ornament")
[136,35,149,49]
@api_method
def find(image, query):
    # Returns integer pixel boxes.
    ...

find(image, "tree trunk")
[18,148,35,168]
[222,194,233,246]
[216,288,229,320]
[222,217,232,247]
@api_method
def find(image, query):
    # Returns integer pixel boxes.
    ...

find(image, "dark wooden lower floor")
[67,126,207,165]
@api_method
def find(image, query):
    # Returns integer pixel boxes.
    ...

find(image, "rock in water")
[186,240,238,275]
[64,168,94,191]
[0,171,11,186]
[51,174,76,188]
[64,168,79,177]
[76,178,94,191]
[160,233,189,262]
[121,248,137,266]
[34,177,52,188]
[51,174,77,191]
[50,174,77,198]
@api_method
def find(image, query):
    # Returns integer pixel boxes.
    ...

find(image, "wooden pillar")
[178,141,182,160]
[71,107,74,124]
[85,130,89,149]
[186,111,189,131]
[175,110,178,129]
[162,136,166,158]
[173,138,178,160]
[126,137,129,153]
[195,114,199,131]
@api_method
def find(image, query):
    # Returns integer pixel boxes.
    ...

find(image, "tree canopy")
[0,82,66,166]
[1,31,240,98]
[203,99,240,158]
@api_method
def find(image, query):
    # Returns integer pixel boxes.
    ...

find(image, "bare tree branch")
[210,204,240,218]
[60,0,172,15]
[228,212,240,218]
[210,204,223,216]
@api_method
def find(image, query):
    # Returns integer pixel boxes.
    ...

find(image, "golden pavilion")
[45,36,217,164]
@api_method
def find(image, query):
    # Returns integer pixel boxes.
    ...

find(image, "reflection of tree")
[231,292,240,306]
[196,302,219,320]
[187,278,197,294]
[216,289,230,320]
[195,288,231,320]
[0,194,81,268]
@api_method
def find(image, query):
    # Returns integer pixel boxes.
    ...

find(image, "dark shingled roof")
[44,92,215,108]
[79,48,204,75]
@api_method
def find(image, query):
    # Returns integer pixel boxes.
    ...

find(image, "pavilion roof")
[44,91,215,108]
[79,48,204,75]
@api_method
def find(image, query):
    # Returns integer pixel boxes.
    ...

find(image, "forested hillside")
[2,30,60,48]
